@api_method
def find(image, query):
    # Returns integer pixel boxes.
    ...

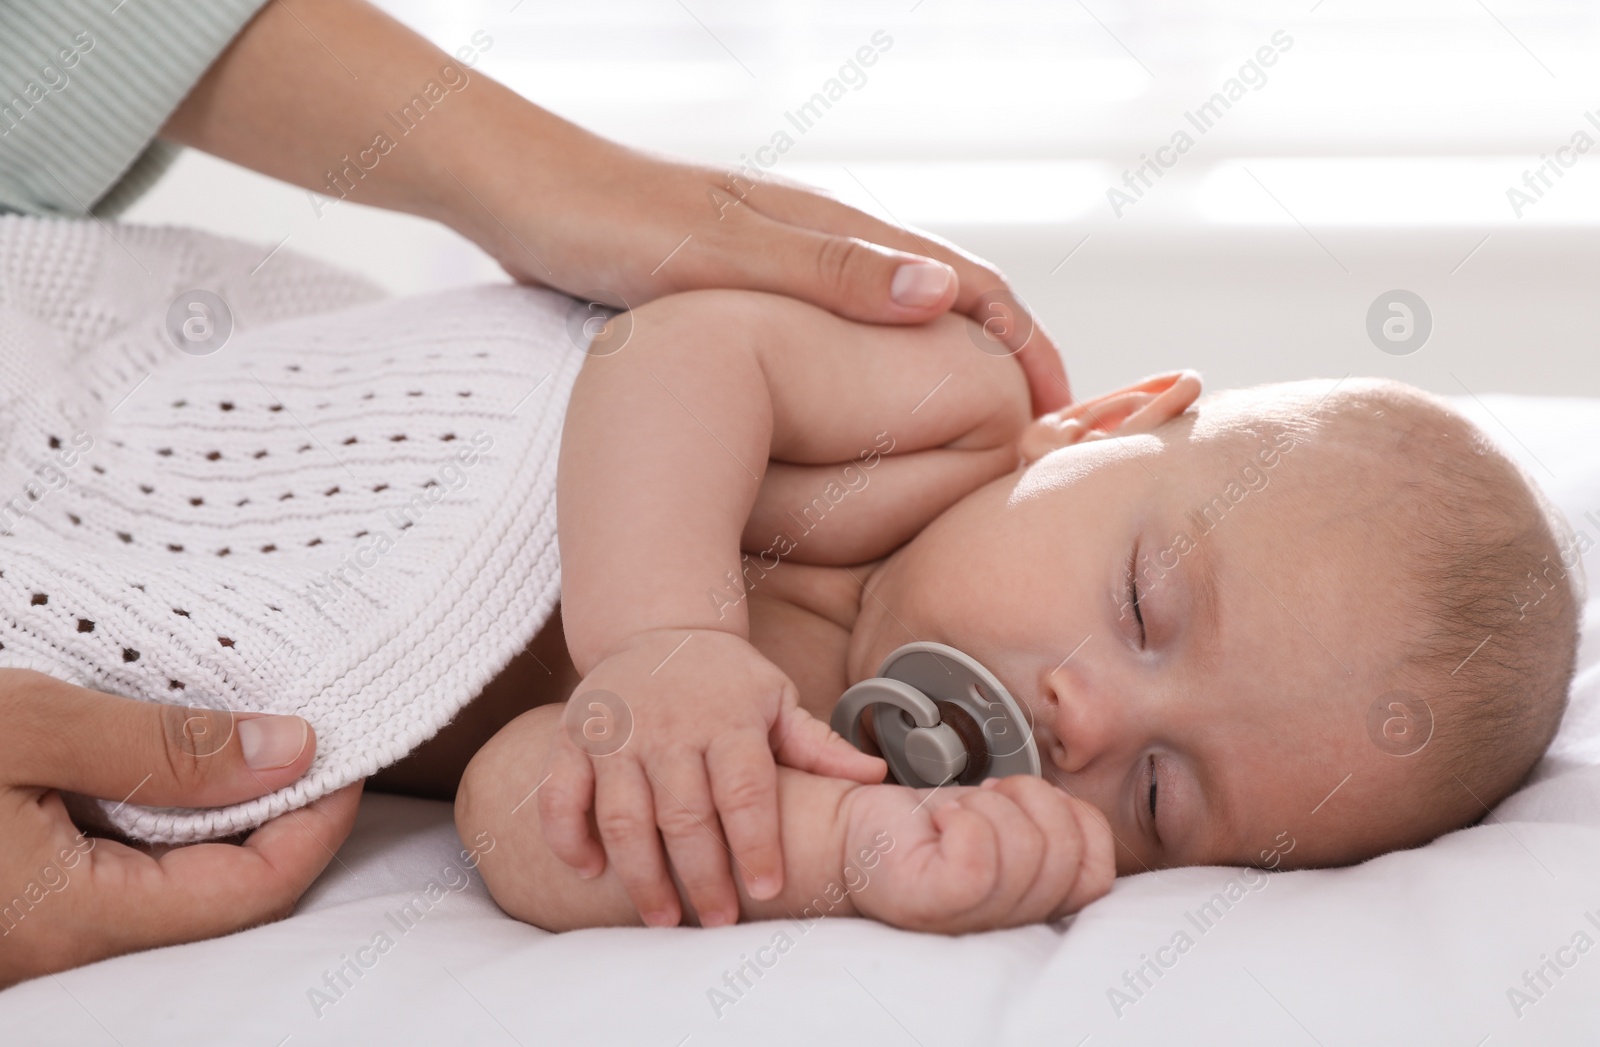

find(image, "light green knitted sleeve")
[0,0,268,219]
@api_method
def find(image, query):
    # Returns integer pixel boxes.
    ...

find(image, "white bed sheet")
[5,394,1600,1046]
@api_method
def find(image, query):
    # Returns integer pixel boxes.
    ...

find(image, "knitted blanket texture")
[0,216,583,842]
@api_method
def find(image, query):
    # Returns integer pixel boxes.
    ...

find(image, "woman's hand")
[160,0,1072,416]
[452,124,1071,415]
[0,669,361,990]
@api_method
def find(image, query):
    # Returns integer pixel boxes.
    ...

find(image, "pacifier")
[831,641,1042,788]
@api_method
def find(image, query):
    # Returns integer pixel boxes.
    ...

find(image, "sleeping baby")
[448,289,1581,934]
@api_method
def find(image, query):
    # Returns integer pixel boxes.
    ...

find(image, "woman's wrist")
[407,76,578,274]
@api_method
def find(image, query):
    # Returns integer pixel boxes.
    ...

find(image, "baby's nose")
[1040,662,1120,774]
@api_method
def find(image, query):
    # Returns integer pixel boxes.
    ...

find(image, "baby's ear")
[1018,370,1201,465]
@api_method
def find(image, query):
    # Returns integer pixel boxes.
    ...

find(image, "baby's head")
[849,373,1581,875]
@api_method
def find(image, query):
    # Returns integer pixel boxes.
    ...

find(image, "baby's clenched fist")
[842,775,1114,934]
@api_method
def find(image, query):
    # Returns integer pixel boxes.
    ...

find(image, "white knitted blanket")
[0,216,586,843]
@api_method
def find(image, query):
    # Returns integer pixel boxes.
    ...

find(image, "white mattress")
[4,394,1599,1045]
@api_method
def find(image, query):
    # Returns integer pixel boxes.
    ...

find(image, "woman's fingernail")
[643,910,677,928]
[239,715,310,770]
[890,261,954,307]
[701,909,733,928]
[980,777,1001,790]
[749,876,778,900]
[577,863,602,880]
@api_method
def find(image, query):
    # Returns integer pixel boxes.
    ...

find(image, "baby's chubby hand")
[538,628,886,928]
[843,776,1114,934]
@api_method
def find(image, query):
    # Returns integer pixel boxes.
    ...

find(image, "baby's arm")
[544,290,1032,929]
[557,289,1030,671]
[458,705,1115,932]
[461,705,853,930]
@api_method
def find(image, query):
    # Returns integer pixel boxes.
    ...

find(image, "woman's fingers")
[709,212,957,326]
[145,781,365,940]
[0,669,314,806]
[12,781,363,978]
[731,180,1072,414]
[970,285,1073,418]
[0,669,359,987]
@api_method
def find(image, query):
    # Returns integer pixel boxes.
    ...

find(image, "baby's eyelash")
[1125,549,1145,644]
[1148,754,1160,842]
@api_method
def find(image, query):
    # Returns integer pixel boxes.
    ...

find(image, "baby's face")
[849,388,1428,876]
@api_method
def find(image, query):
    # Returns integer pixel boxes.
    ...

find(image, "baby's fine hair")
[1262,378,1581,836]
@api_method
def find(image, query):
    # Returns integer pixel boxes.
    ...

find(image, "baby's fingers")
[771,705,887,784]
[920,800,1003,924]
[537,744,605,879]
[981,776,1088,923]
[650,755,740,927]
[594,759,682,927]
[1057,796,1116,916]
[944,786,1046,926]
[707,734,783,901]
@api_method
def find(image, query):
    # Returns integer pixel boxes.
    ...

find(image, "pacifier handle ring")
[866,641,1043,782]
[831,677,941,752]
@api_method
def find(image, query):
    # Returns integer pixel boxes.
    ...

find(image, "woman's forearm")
[157,0,581,261]
[151,0,1075,415]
